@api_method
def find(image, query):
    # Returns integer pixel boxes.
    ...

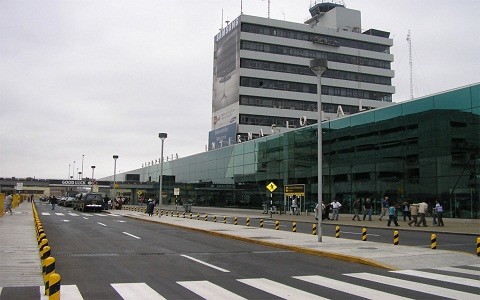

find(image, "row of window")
[241,23,390,53]
[239,114,316,128]
[240,58,392,86]
[241,41,391,69]
[240,77,393,101]
[239,95,361,114]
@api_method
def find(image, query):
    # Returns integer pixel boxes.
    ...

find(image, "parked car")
[64,197,74,207]
[73,193,104,212]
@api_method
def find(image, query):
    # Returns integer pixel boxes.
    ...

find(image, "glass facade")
[140,84,479,218]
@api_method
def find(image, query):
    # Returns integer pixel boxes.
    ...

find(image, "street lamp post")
[78,172,82,180]
[310,58,328,242]
[91,165,96,179]
[112,155,119,209]
[81,154,84,179]
[158,133,167,209]
[72,161,75,179]
[68,164,71,179]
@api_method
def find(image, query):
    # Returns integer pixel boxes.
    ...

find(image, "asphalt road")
[34,203,479,299]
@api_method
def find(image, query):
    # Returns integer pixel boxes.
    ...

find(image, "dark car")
[73,193,104,212]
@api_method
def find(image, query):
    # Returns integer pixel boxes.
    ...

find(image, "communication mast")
[407,30,413,99]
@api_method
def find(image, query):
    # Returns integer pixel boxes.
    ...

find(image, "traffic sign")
[174,188,180,196]
[266,182,277,192]
[284,184,305,196]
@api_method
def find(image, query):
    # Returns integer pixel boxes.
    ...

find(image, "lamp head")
[113,155,119,159]
[159,132,168,139]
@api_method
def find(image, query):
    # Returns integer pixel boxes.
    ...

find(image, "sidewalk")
[0,201,43,288]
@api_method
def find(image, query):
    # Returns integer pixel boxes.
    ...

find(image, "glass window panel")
[350,111,375,126]
[374,104,402,122]
[402,96,434,116]
[434,88,472,111]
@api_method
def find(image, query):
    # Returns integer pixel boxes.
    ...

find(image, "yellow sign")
[284,184,305,196]
[266,182,277,192]
[114,183,119,189]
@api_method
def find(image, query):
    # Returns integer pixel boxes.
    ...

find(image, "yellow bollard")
[260,219,264,228]
[38,233,47,245]
[39,238,49,252]
[214,215,217,222]
[312,224,317,235]
[335,226,340,238]
[40,246,51,261]
[275,220,279,230]
[477,237,480,257]
[196,214,199,220]
[394,230,399,245]
[205,214,208,221]
[223,216,227,223]
[234,217,238,225]
[431,234,437,249]
[182,212,185,218]
[362,228,367,241]
[48,273,61,300]
[189,213,192,219]
[43,257,55,295]
[246,217,250,226]
[292,222,297,232]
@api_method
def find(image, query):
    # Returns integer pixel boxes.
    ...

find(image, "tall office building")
[209,2,394,150]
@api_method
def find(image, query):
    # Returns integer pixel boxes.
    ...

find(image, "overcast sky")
[1,0,479,180]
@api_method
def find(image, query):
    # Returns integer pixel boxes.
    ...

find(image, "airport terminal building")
[105,84,479,218]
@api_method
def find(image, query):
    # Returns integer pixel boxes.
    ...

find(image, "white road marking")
[346,272,479,299]
[238,278,327,300]
[55,213,64,216]
[41,212,50,215]
[68,213,79,216]
[83,217,89,220]
[61,220,71,222]
[97,222,107,227]
[178,280,246,299]
[111,283,166,300]
[342,231,380,236]
[436,266,480,276]
[393,270,480,288]
[294,275,410,300]
[122,232,141,239]
[61,285,84,299]
[180,254,230,272]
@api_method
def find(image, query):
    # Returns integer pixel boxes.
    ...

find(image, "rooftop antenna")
[262,0,271,18]
[220,9,224,30]
[406,30,413,99]
[241,0,243,14]
[282,8,285,20]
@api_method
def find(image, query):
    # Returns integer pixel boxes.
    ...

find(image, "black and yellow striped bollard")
[196,214,200,220]
[205,214,208,221]
[223,216,227,223]
[362,228,367,241]
[335,226,340,238]
[260,219,264,228]
[234,217,238,225]
[312,223,317,235]
[160,210,164,216]
[246,217,250,226]
[40,246,51,261]
[477,237,480,257]
[292,222,297,232]
[431,233,437,249]
[394,230,399,245]
[275,220,280,230]
[189,213,192,219]
[176,211,179,218]
[49,272,61,300]
[43,256,55,296]
[214,215,217,222]
[182,212,185,218]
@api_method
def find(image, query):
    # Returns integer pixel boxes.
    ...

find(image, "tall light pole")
[310,58,328,242]
[68,164,71,179]
[91,165,96,179]
[112,155,119,209]
[81,154,84,179]
[72,161,75,179]
[158,133,167,208]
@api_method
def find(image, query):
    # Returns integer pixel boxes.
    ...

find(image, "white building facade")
[209,3,395,150]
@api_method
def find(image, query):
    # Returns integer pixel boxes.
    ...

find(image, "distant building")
[210,2,395,150]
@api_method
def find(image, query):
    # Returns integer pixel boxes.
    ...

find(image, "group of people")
[314,196,445,227]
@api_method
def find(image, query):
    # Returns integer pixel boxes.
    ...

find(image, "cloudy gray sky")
[1,0,479,180]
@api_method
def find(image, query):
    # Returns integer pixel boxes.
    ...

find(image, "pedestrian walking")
[291,198,298,215]
[330,199,342,220]
[402,202,411,221]
[352,198,361,221]
[416,201,428,227]
[435,200,444,226]
[50,195,58,210]
[146,199,155,217]
[407,203,419,226]
[387,202,399,226]
[362,198,372,221]
[379,196,389,221]
[4,192,13,215]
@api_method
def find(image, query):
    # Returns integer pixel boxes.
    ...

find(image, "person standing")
[435,200,445,226]
[379,196,389,221]
[407,203,419,226]
[402,202,411,221]
[330,199,342,220]
[291,198,298,215]
[362,198,372,221]
[387,202,399,226]
[50,195,58,210]
[352,198,361,221]
[416,201,428,227]
[4,192,13,215]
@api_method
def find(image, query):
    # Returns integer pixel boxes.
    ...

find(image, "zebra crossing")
[3,264,478,299]
[40,212,121,217]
